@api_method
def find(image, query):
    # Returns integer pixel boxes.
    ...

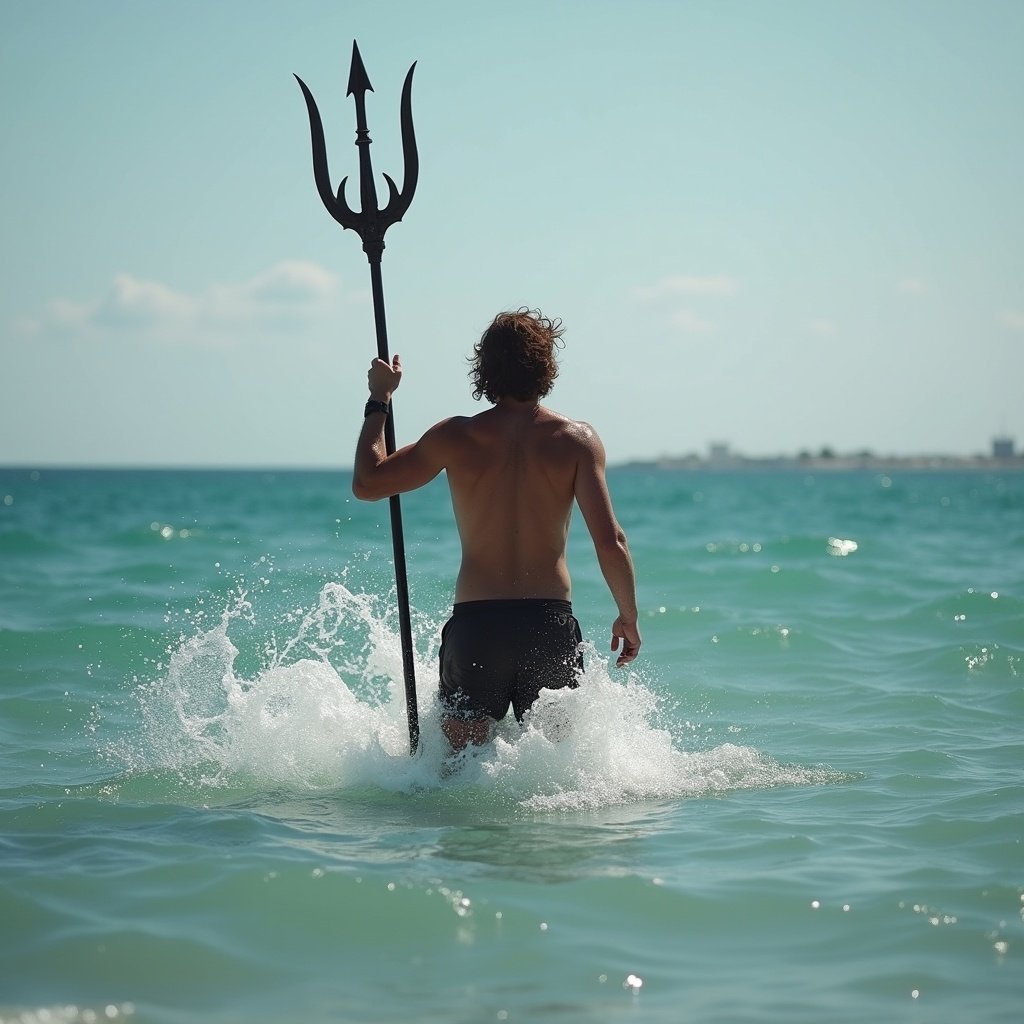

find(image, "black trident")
[295,42,420,754]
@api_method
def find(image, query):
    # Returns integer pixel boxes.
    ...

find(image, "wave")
[102,582,847,812]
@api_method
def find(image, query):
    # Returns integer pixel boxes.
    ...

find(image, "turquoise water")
[1,467,1021,1023]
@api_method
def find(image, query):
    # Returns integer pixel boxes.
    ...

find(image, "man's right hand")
[368,354,402,400]
[611,616,641,668]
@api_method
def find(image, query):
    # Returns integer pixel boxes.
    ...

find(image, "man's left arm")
[572,425,641,667]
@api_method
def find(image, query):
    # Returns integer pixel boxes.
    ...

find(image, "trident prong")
[294,41,418,264]
[295,41,422,756]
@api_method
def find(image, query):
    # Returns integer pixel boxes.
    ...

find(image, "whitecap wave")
[109,582,843,809]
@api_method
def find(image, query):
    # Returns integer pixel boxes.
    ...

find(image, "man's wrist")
[364,398,390,417]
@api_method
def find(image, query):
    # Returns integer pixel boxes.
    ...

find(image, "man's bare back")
[436,400,589,602]
[352,310,640,753]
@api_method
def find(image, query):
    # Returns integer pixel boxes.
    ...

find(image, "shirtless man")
[352,309,641,753]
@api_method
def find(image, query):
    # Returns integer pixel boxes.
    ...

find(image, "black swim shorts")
[438,599,584,722]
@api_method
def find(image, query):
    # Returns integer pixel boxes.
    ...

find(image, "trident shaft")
[295,41,420,755]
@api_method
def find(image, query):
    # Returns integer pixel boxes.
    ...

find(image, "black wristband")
[364,399,390,418]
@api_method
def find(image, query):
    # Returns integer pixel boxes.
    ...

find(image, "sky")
[1,0,1022,467]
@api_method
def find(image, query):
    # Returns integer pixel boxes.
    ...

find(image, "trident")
[295,42,420,754]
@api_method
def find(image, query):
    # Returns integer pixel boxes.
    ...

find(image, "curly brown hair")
[468,308,565,403]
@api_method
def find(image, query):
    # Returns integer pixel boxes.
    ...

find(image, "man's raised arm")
[352,355,447,501]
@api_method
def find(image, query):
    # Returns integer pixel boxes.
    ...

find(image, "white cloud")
[632,274,739,300]
[997,309,1024,331]
[206,261,340,322]
[16,261,352,343]
[93,274,197,329]
[669,308,715,333]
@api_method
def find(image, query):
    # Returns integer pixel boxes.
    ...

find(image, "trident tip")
[346,40,374,97]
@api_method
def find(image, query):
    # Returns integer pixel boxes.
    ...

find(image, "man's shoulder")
[432,413,479,438]
[538,407,602,446]
[421,413,488,455]
[424,413,476,435]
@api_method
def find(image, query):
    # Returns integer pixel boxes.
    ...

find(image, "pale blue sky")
[2,0,1021,466]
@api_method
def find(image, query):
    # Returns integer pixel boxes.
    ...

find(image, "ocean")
[1,465,1021,1023]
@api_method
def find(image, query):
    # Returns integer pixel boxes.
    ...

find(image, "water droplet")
[826,537,858,557]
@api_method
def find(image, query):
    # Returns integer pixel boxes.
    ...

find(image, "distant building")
[993,436,1015,459]
[708,442,731,465]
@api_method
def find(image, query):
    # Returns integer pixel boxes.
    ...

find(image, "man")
[352,309,640,753]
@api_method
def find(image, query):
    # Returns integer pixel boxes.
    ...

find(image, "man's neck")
[494,396,541,414]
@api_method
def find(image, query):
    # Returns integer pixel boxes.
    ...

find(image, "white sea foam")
[113,582,841,809]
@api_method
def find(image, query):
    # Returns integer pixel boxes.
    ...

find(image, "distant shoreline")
[617,454,1024,472]
[2,457,1023,474]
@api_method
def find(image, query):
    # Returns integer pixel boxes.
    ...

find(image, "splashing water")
[108,582,842,809]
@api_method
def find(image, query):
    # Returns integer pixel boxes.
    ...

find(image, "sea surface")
[1,466,1021,1023]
